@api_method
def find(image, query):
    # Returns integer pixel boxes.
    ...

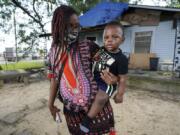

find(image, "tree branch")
[11,0,45,33]
[32,0,43,25]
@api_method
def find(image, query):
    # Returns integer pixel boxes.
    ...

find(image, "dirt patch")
[0,81,180,135]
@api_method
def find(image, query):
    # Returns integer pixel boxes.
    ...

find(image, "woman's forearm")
[48,78,58,107]
[101,70,118,85]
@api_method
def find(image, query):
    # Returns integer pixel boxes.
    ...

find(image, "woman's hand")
[49,105,60,121]
[100,69,118,85]
[48,78,60,120]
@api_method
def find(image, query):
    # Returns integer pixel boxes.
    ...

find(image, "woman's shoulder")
[79,40,99,50]
[79,39,98,46]
[78,40,100,58]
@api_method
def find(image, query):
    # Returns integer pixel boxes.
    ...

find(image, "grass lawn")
[0,60,45,70]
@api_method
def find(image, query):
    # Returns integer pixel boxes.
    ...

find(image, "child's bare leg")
[80,90,109,133]
[88,90,109,118]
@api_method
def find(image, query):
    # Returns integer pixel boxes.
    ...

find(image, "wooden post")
[23,76,29,85]
[0,80,4,88]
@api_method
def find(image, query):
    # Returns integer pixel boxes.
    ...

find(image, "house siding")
[119,28,133,53]
[122,21,176,63]
[153,21,175,62]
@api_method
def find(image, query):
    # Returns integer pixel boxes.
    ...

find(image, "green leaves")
[67,0,130,15]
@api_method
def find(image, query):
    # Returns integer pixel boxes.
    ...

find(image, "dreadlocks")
[52,5,77,46]
[50,5,77,76]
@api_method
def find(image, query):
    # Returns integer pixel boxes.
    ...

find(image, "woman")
[48,5,118,135]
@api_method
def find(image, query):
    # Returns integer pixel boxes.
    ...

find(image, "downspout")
[173,18,177,71]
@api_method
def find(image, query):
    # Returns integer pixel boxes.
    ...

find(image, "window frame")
[132,28,155,54]
[134,31,153,53]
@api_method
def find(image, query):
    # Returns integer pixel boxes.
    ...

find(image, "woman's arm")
[48,78,60,120]
[49,78,58,106]
[100,69,118,85]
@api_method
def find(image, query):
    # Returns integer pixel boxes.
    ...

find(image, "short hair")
[104,21,124,38]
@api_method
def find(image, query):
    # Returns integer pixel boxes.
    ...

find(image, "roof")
[129,4,180,12]
[79,2,128,27]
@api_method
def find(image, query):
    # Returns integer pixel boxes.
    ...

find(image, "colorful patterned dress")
[48,40,115,135]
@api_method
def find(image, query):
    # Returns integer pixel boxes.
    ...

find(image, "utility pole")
[13,8,18,62]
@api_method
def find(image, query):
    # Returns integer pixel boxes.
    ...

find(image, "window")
[86,36,96,42]
[134,31,152,53]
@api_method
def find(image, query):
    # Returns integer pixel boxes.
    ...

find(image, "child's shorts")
[97,80,117,97]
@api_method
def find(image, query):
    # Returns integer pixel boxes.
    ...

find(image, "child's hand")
[114,94,123,104]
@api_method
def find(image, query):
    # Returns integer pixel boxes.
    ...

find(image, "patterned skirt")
[63,101,114,135]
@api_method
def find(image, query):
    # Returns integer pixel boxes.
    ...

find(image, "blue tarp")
[79,2,128,27]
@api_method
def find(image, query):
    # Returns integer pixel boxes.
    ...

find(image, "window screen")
[134,31,152,53]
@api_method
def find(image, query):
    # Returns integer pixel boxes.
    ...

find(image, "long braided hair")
[50,5,77,76]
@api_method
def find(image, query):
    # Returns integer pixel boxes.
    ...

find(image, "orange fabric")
[64,55,77,89]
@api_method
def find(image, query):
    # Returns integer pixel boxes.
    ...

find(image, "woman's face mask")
[67,14,81,44]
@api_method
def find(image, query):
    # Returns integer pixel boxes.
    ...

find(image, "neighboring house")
[3,47,16,61]
[0,53,5,64]
[3,48,41,61]
[80,4,180,71]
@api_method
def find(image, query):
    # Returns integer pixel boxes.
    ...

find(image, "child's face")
[103,25,124,52]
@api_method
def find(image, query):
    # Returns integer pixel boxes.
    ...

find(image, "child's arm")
[114,53,128,103]
[114,74,127,103]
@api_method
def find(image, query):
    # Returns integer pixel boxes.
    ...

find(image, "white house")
[80,4,180,72]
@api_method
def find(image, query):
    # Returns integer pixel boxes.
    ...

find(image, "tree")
[0,0,62,58]
[169,0,180,7]
[0,0,132,53]
[67,0,130,15]
[0,0,13,33]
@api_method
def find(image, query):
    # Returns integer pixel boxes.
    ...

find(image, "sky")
[132,0,168,6]
[0,0,168,53]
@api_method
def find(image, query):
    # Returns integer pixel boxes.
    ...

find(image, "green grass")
[0,60,45,70]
